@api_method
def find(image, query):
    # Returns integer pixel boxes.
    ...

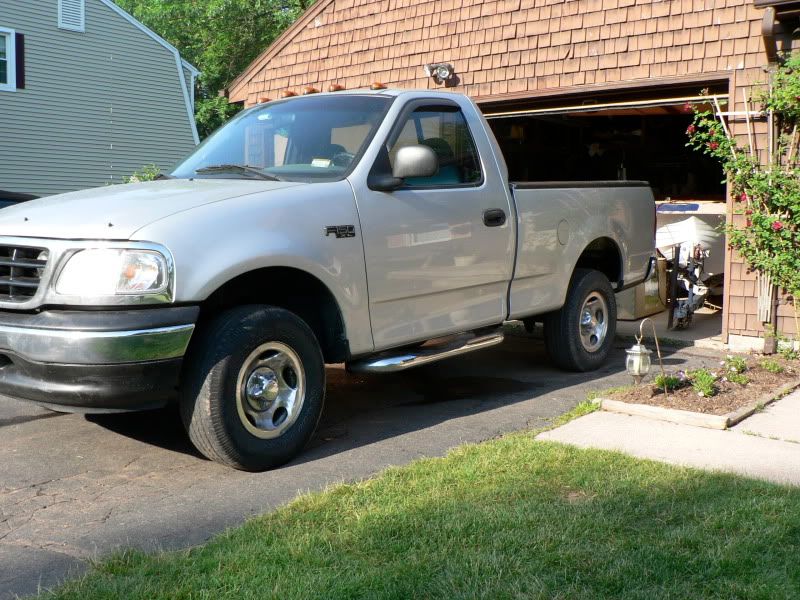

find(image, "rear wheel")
[180,305,325,471]
[544,269,616,372]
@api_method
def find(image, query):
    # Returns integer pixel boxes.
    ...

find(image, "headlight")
[55,249,169,296]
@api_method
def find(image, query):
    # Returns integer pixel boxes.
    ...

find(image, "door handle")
[483,208,506,227]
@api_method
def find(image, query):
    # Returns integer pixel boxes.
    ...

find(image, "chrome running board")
[347,329,504,374]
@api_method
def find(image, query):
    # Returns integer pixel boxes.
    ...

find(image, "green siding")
[0,0,197,197]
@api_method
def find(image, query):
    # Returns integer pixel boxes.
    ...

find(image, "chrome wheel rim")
[579,292,609,353]
[236,342,305,439]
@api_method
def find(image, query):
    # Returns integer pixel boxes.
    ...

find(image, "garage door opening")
[485,96,726,200]
[484,92,728,346]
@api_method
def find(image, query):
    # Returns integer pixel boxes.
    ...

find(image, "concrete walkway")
[538,390,800,486]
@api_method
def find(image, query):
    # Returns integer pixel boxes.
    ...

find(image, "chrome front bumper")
[0,322,195,365]
[0,306,199,412]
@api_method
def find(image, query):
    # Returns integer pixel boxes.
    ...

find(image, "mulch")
[608,357,800,416]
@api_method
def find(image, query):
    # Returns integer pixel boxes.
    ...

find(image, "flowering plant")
[686,55,800,335]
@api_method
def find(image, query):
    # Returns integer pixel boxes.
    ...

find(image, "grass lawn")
[49,430,800,599]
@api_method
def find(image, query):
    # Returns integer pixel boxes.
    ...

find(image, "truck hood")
[0,179,304,240]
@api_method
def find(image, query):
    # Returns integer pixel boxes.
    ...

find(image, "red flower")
[708,141,719,150]
[686,124,697,135]
[772,221,784,232]
[737,193,748,202]
[745,209,753,215]
[683,102,694,114]
[746,219,752,227]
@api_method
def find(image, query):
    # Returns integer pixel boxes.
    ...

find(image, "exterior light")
[280,90,297,98]
[424,63,455,84]
[625,317,667,388]
[302,86,319,95]
[328,84,345,92]
[626,342,652,384]
[258,96,272,104]
[370,82,387,90]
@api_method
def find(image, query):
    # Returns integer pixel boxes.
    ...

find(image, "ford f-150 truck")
[0,90,654,470]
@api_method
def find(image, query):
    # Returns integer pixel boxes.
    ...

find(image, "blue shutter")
[15,33,24,89]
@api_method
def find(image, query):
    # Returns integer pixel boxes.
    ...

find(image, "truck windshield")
[172,95,392,183]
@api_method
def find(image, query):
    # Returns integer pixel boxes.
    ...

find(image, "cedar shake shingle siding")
[227,0,764,106]
[228,0,792,346]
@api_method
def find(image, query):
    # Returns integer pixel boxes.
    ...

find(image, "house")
[224,0,799,352]
[0,0,198,198]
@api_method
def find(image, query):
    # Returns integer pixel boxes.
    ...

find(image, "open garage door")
[483,93,727,201]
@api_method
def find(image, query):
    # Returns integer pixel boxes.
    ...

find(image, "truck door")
[353,101,515,350]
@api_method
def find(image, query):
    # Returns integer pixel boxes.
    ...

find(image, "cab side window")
[388,106,482,187]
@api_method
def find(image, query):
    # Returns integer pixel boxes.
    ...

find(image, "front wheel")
[180,305,325,471]
[544,269,617,372]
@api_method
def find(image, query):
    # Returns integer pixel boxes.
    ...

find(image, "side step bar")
[347,329,504,374]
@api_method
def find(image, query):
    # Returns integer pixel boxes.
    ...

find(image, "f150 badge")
[325,225,356,239]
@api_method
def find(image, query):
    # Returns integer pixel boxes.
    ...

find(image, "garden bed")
[606,356,800,416]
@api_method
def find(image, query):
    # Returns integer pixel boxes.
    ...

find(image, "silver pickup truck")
[0,90,654,470]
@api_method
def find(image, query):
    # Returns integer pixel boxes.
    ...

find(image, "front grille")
[0,245,48,302]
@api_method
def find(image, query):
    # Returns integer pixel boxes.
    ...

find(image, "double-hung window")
[0,27,17,92]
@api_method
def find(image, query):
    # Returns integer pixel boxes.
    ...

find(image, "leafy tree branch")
[114,0,314,137]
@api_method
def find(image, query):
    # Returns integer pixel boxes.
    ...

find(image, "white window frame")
[0,27,17,92]
[58,0,86,33]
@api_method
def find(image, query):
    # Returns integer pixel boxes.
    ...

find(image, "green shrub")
[760,358,785,374]
[654,373,682,392]
[727,372,750,385]
[689,368,718,397]
[724,355,748,374]
[779,344,799,361]
[124,164,161,183]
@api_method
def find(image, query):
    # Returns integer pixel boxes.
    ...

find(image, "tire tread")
[544,269,616,372]
[180,305,325,470]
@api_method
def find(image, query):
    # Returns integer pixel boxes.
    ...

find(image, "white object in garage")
[656,210,725,277]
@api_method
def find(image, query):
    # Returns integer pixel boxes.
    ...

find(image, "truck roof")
[255,88,466,104]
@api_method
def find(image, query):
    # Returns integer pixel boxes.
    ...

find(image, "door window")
[388,106,482,187]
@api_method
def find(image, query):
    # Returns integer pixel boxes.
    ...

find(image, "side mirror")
[392,145,439,179]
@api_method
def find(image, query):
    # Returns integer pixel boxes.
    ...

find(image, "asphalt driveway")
[0,330,716,598]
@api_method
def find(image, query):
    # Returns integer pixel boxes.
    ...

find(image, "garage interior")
[484,86,729,345]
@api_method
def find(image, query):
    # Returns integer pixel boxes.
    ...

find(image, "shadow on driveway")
[84,332,702,467]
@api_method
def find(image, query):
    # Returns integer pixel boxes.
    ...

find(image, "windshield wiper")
[195,164,282,181]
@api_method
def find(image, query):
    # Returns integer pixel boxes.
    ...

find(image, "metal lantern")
[625,317,667,388]
[626,342,652,384]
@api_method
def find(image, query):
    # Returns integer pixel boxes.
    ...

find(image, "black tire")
[543,269,617,372]
[180,305,325,471]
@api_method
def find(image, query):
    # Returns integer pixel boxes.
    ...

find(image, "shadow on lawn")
[84,332,703,466]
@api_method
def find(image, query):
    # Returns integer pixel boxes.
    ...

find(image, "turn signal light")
[258,96,272,103]
[328,83,345,92]
[280,90,298,98]
[370,82,387,90]
[302,86,320,94]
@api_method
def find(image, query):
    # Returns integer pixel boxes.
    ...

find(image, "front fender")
[132,180,374,355]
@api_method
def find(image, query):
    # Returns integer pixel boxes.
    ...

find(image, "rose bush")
[687,54,800,335]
